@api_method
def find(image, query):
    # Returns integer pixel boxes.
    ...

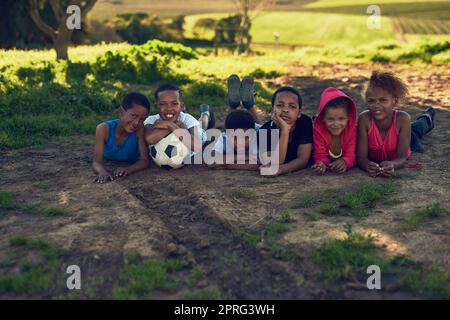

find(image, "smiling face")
[273,91,301,126]
[323,105,349,137]
[119,104,149,133]
[365,86,397,122]
[155,90,183,122]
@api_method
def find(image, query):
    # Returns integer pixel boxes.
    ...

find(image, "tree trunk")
[54,28,72,60]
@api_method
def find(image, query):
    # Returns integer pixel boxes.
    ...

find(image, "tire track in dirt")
[124,178,313,299]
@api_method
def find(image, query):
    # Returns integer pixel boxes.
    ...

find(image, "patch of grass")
[0,191,17,209]
[42,207,66,217]
[249,68,281,79]
[230,188,257,200]
[234,221,298,262]
[233,229,260,246]
[400,204,446,232]
[0,236,67,295]
[319,203,340,215]
[313,231,380,280]
[112,258,183,299]
[385,256,450,299]
[299,195,319,208]
[21,204,40,215]
[187,267,205,288]
[313,228,450,298]
[305,212,320,221]
[183,286,230,300]
[299,182,395,217]
[278,212,294,223]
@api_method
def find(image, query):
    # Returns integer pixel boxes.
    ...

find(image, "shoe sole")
[227,75,241,109]
[241,76,255,109]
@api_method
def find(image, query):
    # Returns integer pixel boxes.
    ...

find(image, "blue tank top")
[103,119,139,163]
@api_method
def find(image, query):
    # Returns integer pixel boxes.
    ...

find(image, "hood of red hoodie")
[314,87,357,134]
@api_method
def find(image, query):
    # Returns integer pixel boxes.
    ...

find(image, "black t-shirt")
[257,114,313,164]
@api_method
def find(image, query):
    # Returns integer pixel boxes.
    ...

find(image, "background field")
[0,0,449,300]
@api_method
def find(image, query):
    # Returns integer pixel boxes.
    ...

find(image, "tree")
[29,0,97,60]
[233,0,275,54]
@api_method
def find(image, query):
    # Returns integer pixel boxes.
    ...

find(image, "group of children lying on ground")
[93,71,436,183]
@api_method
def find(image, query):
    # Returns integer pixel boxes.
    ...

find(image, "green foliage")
[314,232,379,280]
[107,13,185,44]
[0,191,17,209]
[233,229,260,246]
[397,40,450,63]
[16,62,55,85]
[299,181,395,217]
[185,81,226,99]
[249,68,281,79]
[230,188,257,200]
[400,204,446,232]
[183,286,230,300]
[0,236,67,295]
[314,229,450,298]
[112,258,183,299]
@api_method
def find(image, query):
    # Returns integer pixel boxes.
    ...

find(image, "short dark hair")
[154,84,183,102]
[271,86,302,109]
[365,71,409,101]
[225,110,255,130]
[122,92,150,111]
[323,97,351,114]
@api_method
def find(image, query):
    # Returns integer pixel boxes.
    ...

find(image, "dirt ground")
[0,63,449,299]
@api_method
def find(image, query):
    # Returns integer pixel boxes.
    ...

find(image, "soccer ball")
[150,132,190,170]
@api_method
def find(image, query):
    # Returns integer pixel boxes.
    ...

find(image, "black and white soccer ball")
[150,133,190,170]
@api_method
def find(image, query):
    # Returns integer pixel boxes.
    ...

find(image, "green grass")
[400,204,446,232]
[304,0,450,20]
[0,192,66,217]
[233,221,298,262]
[230,188,257,200]
[185,11,396,47]
[0,236,67,295]
[112,258,183,299]
[233,229,260,246]
[183,286,230,300]
[314,228,450,298]
[187,267,205,288]
[298,181,395,217]
[0,191,17,209]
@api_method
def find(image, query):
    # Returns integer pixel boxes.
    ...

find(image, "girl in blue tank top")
[93,92,150,183]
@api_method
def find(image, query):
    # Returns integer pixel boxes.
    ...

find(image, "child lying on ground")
[312,87,357,174]
[358,71,435,177]
[144,84,214,159]
[257,86,313,176]
[93,92,150,183]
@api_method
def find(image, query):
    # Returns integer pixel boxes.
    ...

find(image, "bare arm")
[115,127,149,176]
[93,123,113,183]
[278,143,312,175]
[378,112,411,177]
[145,123,171,145]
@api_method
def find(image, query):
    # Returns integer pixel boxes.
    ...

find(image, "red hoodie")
[313,87,357,170]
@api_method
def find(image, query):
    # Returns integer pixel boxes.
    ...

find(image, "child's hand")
[329,159,347,174]
[95,171,113,184]
[312,161,327,174]
[175,120,185,129]
[271,112,291,132]
[367,161,381,177]
[259,163,281,176]
[114,167,129,178]
[379,161,395,177]
[152,120,170,130]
